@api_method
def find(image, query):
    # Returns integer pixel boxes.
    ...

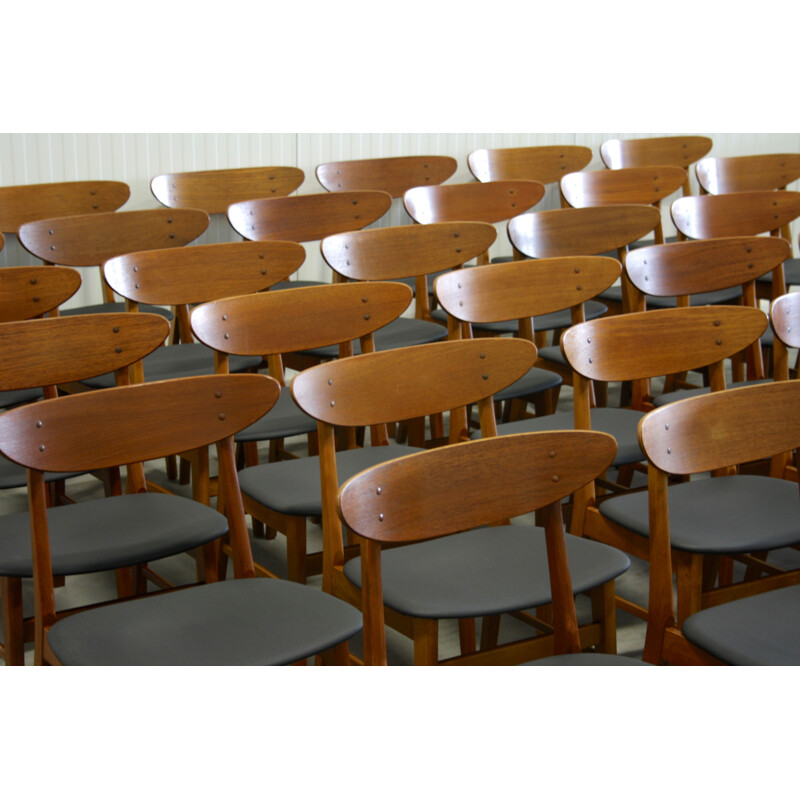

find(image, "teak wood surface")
[696,153,800,194]
[467,146,593,186]
[600,136,713,171]
[0,266,82,323]
[560,166,687,209]
[316,156,457,197]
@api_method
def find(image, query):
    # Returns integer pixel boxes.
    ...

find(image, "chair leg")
[479,614,501,650]
[285,517,309,584]
[412,617,439,665]
[458,618,477,655]
[675,551,703,625]
[589,582,617,654]
[0,577,24,666]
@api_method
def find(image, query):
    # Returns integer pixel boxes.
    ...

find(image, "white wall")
[1,132,798,309]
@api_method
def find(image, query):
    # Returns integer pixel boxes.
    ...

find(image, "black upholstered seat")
[47,578,363,666]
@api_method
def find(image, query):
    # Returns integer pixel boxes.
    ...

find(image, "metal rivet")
[457,282,462,289]
[364,313,371,320]
[167,218,173,224]
[222,315,228,321]
[574,268,580,274]
[645,276,649,281]
[588,357,593,363]
[716,339,722,345]
[746,247,752,253]
[133,267,138,272]
[30,278,38,285]
[135,283,140,289]
[454,233,460,238]
[352,200,358,205]
[714,320,721,327]
[215,392,222,399]
[456,248,462,253]
[113,327,120,333]
[169,233,175,239]
[362,297,368,303]
[260,269,267,275]
[788,326,792,333]
[376,487,382,496]
[665,423,669,430]
[552,475,560,482]
[50,245,56,251]
[667,448,671,454]
[39,445,46,452]
[328,379,333,385]
[354,214,361,220]
[115,346,122,353]
[576,285,582,291]
[345,244,349,249]
[748,263,754,269]
[480,352,486,359]
[330,400,335,407]
[36,421,43,428]
[549,450,556,458]
[378,513,385,522]
[92,204,98,209]
[482,373,489,380]
[259,253,265,259]
[587,338,591,343]
[48,229,54,235]
[224,333,230,339]
[32,297,39,302]
[218,413,226,421]
[459,300,464,307]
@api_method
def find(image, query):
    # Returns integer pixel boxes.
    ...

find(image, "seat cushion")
[239,444,421,518]
[653,378,772,407]
[525,653,648,665]
[599,474,800,554]
[494,367,562,402]
[599,286,743,308]
[343,524,630,619]
[300,317,447,360]
[0,388,42,409]
[59,301,173,320]
[234,385,316,442]
[757,257,800,288]
[82,342,262,389]
[0,493,229,578]
[430,301,608,334]
[0,453,82,490]
[491,407,646,466]
[682,584,800,665]
[47,578,363,666]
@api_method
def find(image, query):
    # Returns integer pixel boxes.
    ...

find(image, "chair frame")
[316,156,457,197]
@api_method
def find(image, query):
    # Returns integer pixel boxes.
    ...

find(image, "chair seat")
[0,493,229,578]
[82,342,262,389]
[59,301,174,320]
[272,279,327,291]
[494,367,562,402]
[598,285,743,308]
[343,524,630,619]
[299,317,447,360]
[239,444,421,517]
[46,577,363,666]
[682,584,800,665]
[234,385,316,443]
[489,407,646,467]
[757,256,800,287]
[653,378,772,407]
[598,474,800,554]
[0,454,82,490]
[525,653,648,665]
[0,388,42,409]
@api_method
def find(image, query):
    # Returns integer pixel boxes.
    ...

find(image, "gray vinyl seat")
[239,444,421,517]
[0,455,80,490]
[234,386,316,443]
[59,300,173,322]
[598,284,742,308]
[0,388,42,409]
[597,474,800,554]
[681,584,800,666]
[653,378,772,407]
[342,524,630,620]
[46,578,363,666]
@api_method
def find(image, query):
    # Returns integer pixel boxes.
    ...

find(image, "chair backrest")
[507,204,662,259]
[404,181,546,225]
[467,145,593,186]
[338,430,617,663]
[560,166,687,208]
[316,156,457,197]
[0,312,169,394]
[0,265,82,323]
[600,136,713,196]
[0,181,130,234]
[434,256,620,340]
[227,191,392,243]
[696,154,800,194]
[770,291,800,381]
[150,166,305,214]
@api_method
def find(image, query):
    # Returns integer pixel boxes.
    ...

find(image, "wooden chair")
[637,380,800,665]
[695,153,800,297]
[190,281,415,583]
[151,166,304,212]
[599,135,713,196]
[292,337,630,664]
[0,311,170,665]
[316,155,456,196]
[670,190,800,301]
[0,372,363,665]
[16,208,209,327]
[100,240,307,502]
[625,236,790,405]
[567,306,781,627]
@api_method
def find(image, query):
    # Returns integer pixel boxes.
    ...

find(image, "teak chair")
[338,430,629,665]
[100,240,307,502]
[190,280,416,583]
[0,311,171,665]
[637,380,800,665]
[599,135,713,197]
[316,155,457,197]
[625,236,790,405]
[292,338,630,665]
[17,208,209,328]
[670,190,800,301]
[0,372,363,665]
[467,145,593,198]
[151,166,305,212]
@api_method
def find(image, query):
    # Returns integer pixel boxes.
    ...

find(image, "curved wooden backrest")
[321,222,496,281]
[339,430,616,544]
[18,208,210,266]
[435,257,620,323]
[600,136,713,170]
[228,191,392,243]
[563,306,767,382]
[468,146,593,186]
[0,373,280,473]
[104,240,305,306]
[560,166,687,207]
[672,191,800,240]
[0,266,82,322]
[292,338,537,427]
[0,312,169,391]
[404,181,545,224]
[640,380,800,475]
[626,236,791,297]
[696,154,800,194]
[151,167,304,214]
[0,181,130,233]
[508,205,661,257]
[191,281,412,356]
[316,156,457,197]
[771,291,800,350]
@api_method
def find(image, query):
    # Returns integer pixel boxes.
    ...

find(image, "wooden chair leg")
[479,614,501,650]
[0,577,25,666]
[589,581,617,654]
[458,618,477,655]
[285,517,309,584]
[412,617,439,665]
[675,551,703,625]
